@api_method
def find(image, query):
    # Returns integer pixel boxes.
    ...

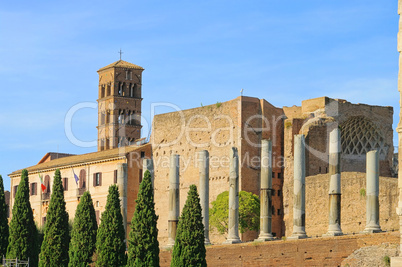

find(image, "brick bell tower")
[96,59,144,151]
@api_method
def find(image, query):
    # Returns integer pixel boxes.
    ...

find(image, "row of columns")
[290,129,382,239]
[160,128,381,246]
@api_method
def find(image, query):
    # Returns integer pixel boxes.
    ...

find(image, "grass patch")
[359,188,366,197]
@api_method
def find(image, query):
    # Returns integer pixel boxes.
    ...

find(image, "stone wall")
[160,232,399,267]
[283,172,398,237]
[151,96,285,244]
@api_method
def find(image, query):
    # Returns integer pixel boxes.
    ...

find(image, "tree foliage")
[127,170,159,266]
[39,169,70,267]
[68,191,98,267]
[7,169,38,267]
[95,185,126,267]
[0,175,9,257]
[171,185,206,267]
[210,190,260,234]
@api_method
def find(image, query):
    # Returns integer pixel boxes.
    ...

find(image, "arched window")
[107,83,111,96]
[79,169,86,189]
[44,175,51,193]
[118,82,122,96]
[134,83,139,98]
[122,82,126,96]
[130,84,134,97]
[101,85,105,98]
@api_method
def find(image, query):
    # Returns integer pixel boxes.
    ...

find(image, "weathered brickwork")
[160,232,399,266]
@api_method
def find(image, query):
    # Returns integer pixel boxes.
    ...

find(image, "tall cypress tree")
[95,185,126,266]
[39,169,70,267]
[171,185,206,267]
[68,191,97,267]
[7,169,38,267]
[0,175,9,257]
[127,170,159,266]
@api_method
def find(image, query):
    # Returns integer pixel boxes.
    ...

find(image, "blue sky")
[0,0,399,191]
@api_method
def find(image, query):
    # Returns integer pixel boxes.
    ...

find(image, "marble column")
[288,134,308,240]
[391,2,402,266]
[198,150,211,245]
[167,154,180,247]
[256,139,274,241]
[324,128,343,236]
[223,147,242,244]
[116,163,128,238]
[363,150,382,233]
[142,158,154,187]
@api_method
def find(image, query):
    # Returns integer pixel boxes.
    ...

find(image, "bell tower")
[97,60,144,151]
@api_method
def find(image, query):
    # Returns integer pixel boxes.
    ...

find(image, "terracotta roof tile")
[9,143,150,176]
[97,60,144,72]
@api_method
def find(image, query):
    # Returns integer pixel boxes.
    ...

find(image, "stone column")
[363,150,382,233]
[324,128,343,236]
[142,158,154,186]
[288,134,308,239]
[223,147,242,244]
[392,2,402,265]
[198,150,211,245]
[256,139,274,241]
[116,163,128,238]
[167,154,180,247]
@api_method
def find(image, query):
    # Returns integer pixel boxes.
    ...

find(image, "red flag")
[39,173,47,193]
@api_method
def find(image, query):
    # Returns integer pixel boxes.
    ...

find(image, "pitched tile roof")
[97,60,144,72]
[9,143,150,177]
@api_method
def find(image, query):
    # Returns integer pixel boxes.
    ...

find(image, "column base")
[322,231,343,237]
[204,239,211,245]
[361,228,383,234]
[223,238,242,244]
[287,233,308,240]
[391,257,402,267]
[255,233,275,242]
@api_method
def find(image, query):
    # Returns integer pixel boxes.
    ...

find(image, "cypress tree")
[68,191,97,267]
[95,185,126,266]
[171,185,206,267]
[0,175,9,257]
[127,170,159,266]
[39,169,70,267]
[7,169,38,267]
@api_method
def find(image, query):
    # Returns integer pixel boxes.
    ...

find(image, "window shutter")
[65,178,68,191]
[99,173,102,186]
[93,173,96,187]
[114,170,118,184]
[34,183,37,195]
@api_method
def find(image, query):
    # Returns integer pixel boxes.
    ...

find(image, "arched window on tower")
[106,110,110,124]
[118,82,122,96]
[130,84,134,97]
[107,83,111,96]
[101,85,105,98]
[122,82,126,96]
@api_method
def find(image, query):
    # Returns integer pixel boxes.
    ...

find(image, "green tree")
[95,185,126,267]
[39,169,70,267]
[7,169,38,267]
[210,190,260,234]
[68,191,98,267]
[0,175,9,257]
[171,185,206,267]
[127,170,159,266]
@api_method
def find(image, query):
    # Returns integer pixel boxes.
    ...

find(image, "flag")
[72,168,79,185]
[39,172,46,193]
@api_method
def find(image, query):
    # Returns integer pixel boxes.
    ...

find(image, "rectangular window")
[30,183,37,196]
[277,172,282,179]
[140,151,145,158]
[93,173,102,187]
[13,185,18,198]
[277,209,281,215]
[271,189,275,196]
[272,172,275,178]
[42,217,47,226]
[139,169,143,184]
[63,178,68,191]
[114,170,118,184]
[278,190,282,197]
